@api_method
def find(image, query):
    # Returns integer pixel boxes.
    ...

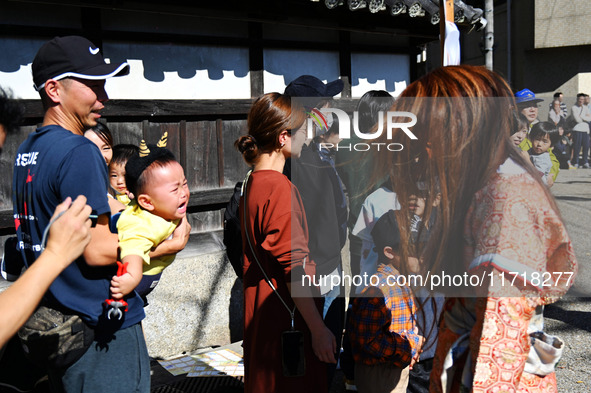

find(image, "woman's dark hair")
[356,90,394,134]
[0,87,24,134]
[529,121,561,147]
[87,121,113,147]
[111,144,139,167]
[510,111,529,136]
[235,93,306,166]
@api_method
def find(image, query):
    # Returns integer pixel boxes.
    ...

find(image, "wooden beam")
[17,98,362,120]
[339,31,352,98]
[216,119,225,187]
[0,187,236,231]
[248,22,264,98]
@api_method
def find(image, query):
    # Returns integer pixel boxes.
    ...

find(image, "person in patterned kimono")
[372,65,577,392]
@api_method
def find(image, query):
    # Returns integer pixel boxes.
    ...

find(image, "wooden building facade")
[0,0,484,238]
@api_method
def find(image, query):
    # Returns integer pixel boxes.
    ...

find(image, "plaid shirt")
[348,264,422,367]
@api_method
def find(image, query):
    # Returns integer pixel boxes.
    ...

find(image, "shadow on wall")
[263,49,410,93]
[1,38,409,97]
[106,42,250,82]
[0,39,42,73]
[0,38,249,86]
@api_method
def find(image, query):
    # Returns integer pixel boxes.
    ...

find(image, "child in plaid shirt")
[348,209,424,393]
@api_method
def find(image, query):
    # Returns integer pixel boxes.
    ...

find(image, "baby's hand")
[547,175,554,187]
[110,273,137,300]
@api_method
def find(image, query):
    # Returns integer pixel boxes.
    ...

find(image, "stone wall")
[535,0,591,49]
[143,241,244,359]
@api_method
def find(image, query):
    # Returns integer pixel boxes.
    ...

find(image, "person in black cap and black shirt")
[12,36,151,392]
[0,88,92,349]
[284,75,348,386]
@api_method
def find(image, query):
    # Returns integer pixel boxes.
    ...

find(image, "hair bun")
[236,135,258,154]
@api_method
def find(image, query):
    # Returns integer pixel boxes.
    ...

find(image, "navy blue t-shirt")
[12,125,145,329]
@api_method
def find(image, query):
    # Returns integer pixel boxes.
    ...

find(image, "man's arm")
[572,106,584,123]
[83,214,119,266]
[58,143,117,266]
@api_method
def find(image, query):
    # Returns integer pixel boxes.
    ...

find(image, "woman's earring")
[280,142,285,147]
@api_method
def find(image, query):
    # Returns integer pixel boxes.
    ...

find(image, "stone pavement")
[551,166,591,297]
[546,166,591,391]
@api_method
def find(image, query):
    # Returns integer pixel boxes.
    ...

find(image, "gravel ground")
[546,298,591,391]
[547,167,591,391]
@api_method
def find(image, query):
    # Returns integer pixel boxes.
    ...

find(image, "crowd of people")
[0,35,579,393]
[547,91,591,170]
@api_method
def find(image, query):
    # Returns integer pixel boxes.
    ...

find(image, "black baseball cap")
[285,75,344,98]
[32,36,130,91]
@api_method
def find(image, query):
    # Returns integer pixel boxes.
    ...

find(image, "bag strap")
[242,170,296,329]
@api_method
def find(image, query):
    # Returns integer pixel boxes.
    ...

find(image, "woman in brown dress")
[235,92,337,393]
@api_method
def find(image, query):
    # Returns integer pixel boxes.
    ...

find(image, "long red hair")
[374,65,559,291]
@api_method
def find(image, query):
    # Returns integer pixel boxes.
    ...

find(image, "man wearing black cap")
[285,75,347,385]
[12,36,150,392]
[285,75,344,100]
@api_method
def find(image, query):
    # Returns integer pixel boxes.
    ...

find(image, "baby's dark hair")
[111,144,139,167]
[127,154,177,197]
[529,121,560,147]
[124,143,177,197]
[510,110,529,136]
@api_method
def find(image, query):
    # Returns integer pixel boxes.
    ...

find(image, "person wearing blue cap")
[569,93,591,168]
[515,88,543,125]
[12,36,151,392]
[515,88,560,185]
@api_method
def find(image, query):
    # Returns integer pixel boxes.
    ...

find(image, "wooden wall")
[0,99,254,235]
